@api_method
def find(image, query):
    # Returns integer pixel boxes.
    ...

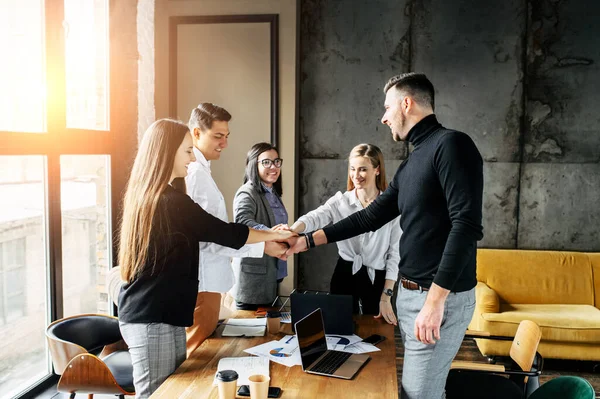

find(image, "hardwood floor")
[394,327,600,398]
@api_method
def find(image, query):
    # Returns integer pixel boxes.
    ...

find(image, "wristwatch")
[383,288,394,297]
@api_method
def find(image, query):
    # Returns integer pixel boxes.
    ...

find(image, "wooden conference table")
[151,311,398,398]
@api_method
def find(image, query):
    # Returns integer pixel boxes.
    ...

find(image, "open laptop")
[295,308,370,379]
[291,291,354,335]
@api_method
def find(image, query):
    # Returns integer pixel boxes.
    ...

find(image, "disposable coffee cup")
[216,369,238,399]
[266,311,281,334]
[248,374,270,399]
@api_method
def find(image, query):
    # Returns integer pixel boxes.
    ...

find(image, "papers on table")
[244,336,302,367]
[243,333,380,368]
[213,357,270,386]
[222,318,266,337]
[325,334,362,351]
[341,341,381,354]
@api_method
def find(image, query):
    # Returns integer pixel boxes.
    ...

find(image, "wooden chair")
[46,314,135,398]
[446,320,543,399]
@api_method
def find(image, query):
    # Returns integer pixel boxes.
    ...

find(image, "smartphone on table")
[237,385,282,398]
[362,333,386,346]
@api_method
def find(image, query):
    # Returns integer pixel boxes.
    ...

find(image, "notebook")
[222,318,266,337]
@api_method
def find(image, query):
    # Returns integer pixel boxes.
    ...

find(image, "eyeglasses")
[259,158,283,168]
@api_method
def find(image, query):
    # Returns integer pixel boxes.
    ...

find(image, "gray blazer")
[232,181,279,304]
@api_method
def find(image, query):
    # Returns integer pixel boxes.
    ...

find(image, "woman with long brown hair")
[289,144,401,325]
[117,119,294,398]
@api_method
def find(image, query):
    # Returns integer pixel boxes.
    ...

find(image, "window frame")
[0,0,138,397]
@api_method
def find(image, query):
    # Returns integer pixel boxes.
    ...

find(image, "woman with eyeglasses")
[232,142,289,309]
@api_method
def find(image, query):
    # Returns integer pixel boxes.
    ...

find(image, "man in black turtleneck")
[287,73,483,398]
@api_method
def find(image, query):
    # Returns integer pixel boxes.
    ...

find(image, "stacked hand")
[270,224,309,257]
[264,241,289,260]
[285,236,308,256]
[265,225,297,260]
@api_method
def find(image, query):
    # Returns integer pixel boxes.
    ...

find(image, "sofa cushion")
[476,249,594,305]
[480,304,600,343]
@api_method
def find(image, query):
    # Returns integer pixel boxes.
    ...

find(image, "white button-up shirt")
[297,189,401,283]
[186,148,264,293]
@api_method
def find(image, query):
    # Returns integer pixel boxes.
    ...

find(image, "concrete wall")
[298,0,600,291]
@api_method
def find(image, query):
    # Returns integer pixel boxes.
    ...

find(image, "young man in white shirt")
[185,103,287,356]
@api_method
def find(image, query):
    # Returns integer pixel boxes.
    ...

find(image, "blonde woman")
[117,119,294,398]
[290,144,401,325]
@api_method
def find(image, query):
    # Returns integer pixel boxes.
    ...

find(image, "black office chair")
[446,320,543,399]
[46,314,135,398]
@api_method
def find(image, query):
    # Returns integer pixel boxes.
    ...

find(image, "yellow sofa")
[470,249,600,361]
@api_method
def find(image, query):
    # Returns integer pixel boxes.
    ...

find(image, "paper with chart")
[278,333,362,350]
[341,341,381,354]
[244,334,377,367]
[222,318,266,337]
[212,357,270,386]
[326,334,380,353]
[325,334,362,350]
[244,337,302,367]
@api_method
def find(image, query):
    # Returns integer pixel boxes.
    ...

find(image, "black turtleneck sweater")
[323,114,483,292]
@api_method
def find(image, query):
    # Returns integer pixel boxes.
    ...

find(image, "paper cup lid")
[216,370,239,382]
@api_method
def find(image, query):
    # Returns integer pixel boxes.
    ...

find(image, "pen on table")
[285,336,295,344]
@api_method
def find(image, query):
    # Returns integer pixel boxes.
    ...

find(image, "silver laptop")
[295,308,370,379]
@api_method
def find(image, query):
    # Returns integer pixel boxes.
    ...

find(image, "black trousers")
[329,257,386,314]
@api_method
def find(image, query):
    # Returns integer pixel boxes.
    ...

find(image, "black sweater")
[118,185,249,326]
[323,115,483,292]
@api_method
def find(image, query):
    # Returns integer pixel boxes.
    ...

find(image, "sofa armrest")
[476,281,499,314]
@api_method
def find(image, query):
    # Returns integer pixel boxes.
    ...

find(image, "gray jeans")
[119,322,187,399]
[397,285,475,399]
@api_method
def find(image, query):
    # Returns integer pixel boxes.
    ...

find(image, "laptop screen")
[290,292,354,335]
[295,308,328,370]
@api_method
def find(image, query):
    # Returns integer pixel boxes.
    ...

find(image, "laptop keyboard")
[310,350,352,375]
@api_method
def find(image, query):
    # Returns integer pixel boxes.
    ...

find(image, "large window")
[0,0,135,397]
[61,155,111,317]
[0,156,48,398]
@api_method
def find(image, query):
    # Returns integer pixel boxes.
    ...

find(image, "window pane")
[0,0,46,133]
[61,155,111,317]
[64,0,109,130]
[0,156,50,398]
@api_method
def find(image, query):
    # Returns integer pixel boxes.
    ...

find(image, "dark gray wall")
[298,0,600,291]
